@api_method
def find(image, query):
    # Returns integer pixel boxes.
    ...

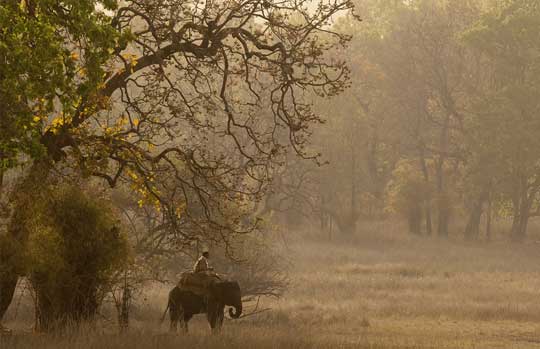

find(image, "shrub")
[25,186,128,331]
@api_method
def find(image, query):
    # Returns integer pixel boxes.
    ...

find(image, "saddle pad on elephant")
[177,271,219,296]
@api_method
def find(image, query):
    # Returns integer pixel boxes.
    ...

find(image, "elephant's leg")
[183,314,192,333]
[207,309,216,330]
[177,309,186,333]
[218,310,224,328]
[169,317,177,332]
[214,309,224,333]
[208,309,223,334]
[169,307,178,332]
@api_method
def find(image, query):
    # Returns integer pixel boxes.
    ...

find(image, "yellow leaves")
[51,116,66,127]
[132,118,140,127]
[102,115,132,137]
[96,95,111,110]
[129,55,139,67]
[70,52,79,61]
[127,170,138,181]
[175,203,187,218]
[73,97,82,108]
[127,168,162,211]
[122,53,138,67]
[45,114,72,135]
[29,115,43,129]
[118,115,129,126]
[121,53,139,72]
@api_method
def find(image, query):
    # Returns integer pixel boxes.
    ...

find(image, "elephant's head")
[210,281,242,318]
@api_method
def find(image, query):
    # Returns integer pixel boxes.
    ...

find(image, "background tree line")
[265,0,540,243]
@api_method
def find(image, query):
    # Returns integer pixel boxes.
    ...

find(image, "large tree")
[0,0,355,325]
[463,0,540,241]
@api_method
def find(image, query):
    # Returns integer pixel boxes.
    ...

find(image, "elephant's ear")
[209,281,223,300]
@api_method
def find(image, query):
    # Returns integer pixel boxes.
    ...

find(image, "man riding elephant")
[178,249,220,296]
[193,250,213,274]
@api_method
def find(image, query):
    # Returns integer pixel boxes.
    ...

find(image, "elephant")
[162,280,242,332]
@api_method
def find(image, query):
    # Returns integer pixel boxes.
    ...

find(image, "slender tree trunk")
[437,191,450,238]
[419,150,432,236]
[486,194,492,242]
[408,204,422,235]
[511,199,531,242]
[510,175,537,242]
[328,216,333,241]
[118,274,131,332]
[436,115,450,238]
[424,207,432,236]
[350,147,357,231]
[464,191,488,241]
[464,206,482,241]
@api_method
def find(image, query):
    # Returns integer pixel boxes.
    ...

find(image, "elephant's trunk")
[229,302,242,319]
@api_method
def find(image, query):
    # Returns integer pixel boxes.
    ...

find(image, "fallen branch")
[227,295,272,320]
[232,308,272,320]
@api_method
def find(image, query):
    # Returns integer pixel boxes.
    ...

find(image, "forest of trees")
[1,0,540,334]
[265,0,540,243]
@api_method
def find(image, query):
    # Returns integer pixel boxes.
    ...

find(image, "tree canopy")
[1,0,355,244]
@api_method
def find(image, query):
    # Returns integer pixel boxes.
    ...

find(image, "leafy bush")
[24,186,128,331]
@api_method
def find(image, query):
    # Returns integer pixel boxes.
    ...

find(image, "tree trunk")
[436,115,450,238]
[408,204,422,235]
[118,283,131,332]
[321,205,357,236]
[511,200,530,242]
[0,269,18,324]
[486,194,492,242]
[464,202,482,241]
[464,190,488,241]
[437,193,450,238]
[510,176,537,242]
[424,207,432,236]
[419,150,432,236]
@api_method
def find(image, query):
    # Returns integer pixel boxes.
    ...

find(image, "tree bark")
[320,205,357,236]
[511,199,531,242]
[437,115,450,238]
[419,149,432,236]
[408,204,422,235]
[464,190,488,241]
[437,192,450,238]
[486,194,492,242]
[510,175,538,242]
[436,114,450,238]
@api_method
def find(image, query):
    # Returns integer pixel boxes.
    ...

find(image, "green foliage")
[25,186,128,329]
[0,0,119,169]
[461,0,540,232]
[385,160,431,215]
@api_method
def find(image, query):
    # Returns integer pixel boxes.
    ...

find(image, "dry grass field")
[3,220,540,348]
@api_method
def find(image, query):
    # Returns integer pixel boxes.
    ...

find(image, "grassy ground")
[3,220,540,348]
